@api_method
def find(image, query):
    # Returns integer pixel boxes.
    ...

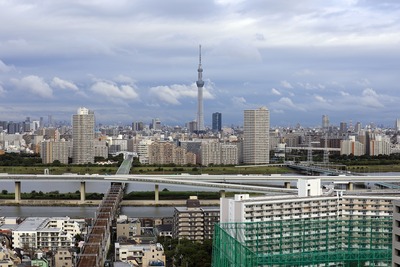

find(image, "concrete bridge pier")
[80,181,86,203]
[15,181,21,203]
[347,182,354,191]
[155,184,159,204]
[284,182,291,189]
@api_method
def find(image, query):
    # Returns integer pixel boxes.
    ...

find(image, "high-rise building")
[322,114,329,129]
[340,121,348,133]
[340,136,364,156]
[354,121,362,133]
[212,112,222,132]
[196,45,205,132]
[48,115,53,127]
[72,107,95,164]
[396,119,400,131]
[132,121,144,132]
[152,118,161,131]
[243,107,270,164]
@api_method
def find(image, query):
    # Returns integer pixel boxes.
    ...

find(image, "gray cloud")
[0,1,399,126]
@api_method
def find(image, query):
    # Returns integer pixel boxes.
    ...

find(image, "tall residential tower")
[243,107,270,164]
[72,107,95,164]
[196,45,205,132]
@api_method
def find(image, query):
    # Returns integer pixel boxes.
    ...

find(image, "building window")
[396,249,400,256]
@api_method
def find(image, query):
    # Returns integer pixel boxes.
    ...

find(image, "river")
[0,181,217,218]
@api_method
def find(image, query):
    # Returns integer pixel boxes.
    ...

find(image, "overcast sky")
[1,0,400,128]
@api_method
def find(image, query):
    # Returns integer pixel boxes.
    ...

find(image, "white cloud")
[231,96,247,106]
[0,84,5,95]
[11,75,53,98]
[362,88,379,98]
[314,95,327,103]
[278,97,295,107]
[275,97,306,111]
[340,91,350,96]
[149,83,214,105]
[361,88,384,108]
[51,77,79,91]
[91,81,139,100]
[281,81,293,89]
[271,88,281,96]
[0,60,14,72]
[114,74,135,84]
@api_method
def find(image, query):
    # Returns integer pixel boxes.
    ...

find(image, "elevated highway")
[1,173,400,201]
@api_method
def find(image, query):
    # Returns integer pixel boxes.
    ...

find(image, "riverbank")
[0,199,220,207]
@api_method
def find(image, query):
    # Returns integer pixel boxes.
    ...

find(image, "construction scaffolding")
[212,218,392,266]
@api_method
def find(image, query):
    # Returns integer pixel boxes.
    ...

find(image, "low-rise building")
[12,217,85,251]
[114,243,165,267]
[173,196,219,241]
[116,216,141,243]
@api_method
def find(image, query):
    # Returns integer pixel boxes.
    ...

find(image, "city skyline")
[0,1,400,126]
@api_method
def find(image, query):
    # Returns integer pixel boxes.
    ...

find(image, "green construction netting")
[212,218,392,267]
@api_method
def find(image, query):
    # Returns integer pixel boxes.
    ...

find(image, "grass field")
[1,164,399,175]
[0,165,293,175]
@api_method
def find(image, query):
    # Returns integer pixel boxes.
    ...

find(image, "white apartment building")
[114,243,165,267]
[221,179,395,224]
[12,217,85,251]
[137,139,153,164]
[216,179,397,266]
[243,107,270,164]
[340,136,364,156]
[370,135,391,156]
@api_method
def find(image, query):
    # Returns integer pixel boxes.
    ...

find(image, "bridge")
[1,173,400,203]
[76,155,132,267]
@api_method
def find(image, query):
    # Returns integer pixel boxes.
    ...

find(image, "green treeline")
[123,191,221,200]
[0,190,104,200]
[158,238,213,267]
[0,190,225,200]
